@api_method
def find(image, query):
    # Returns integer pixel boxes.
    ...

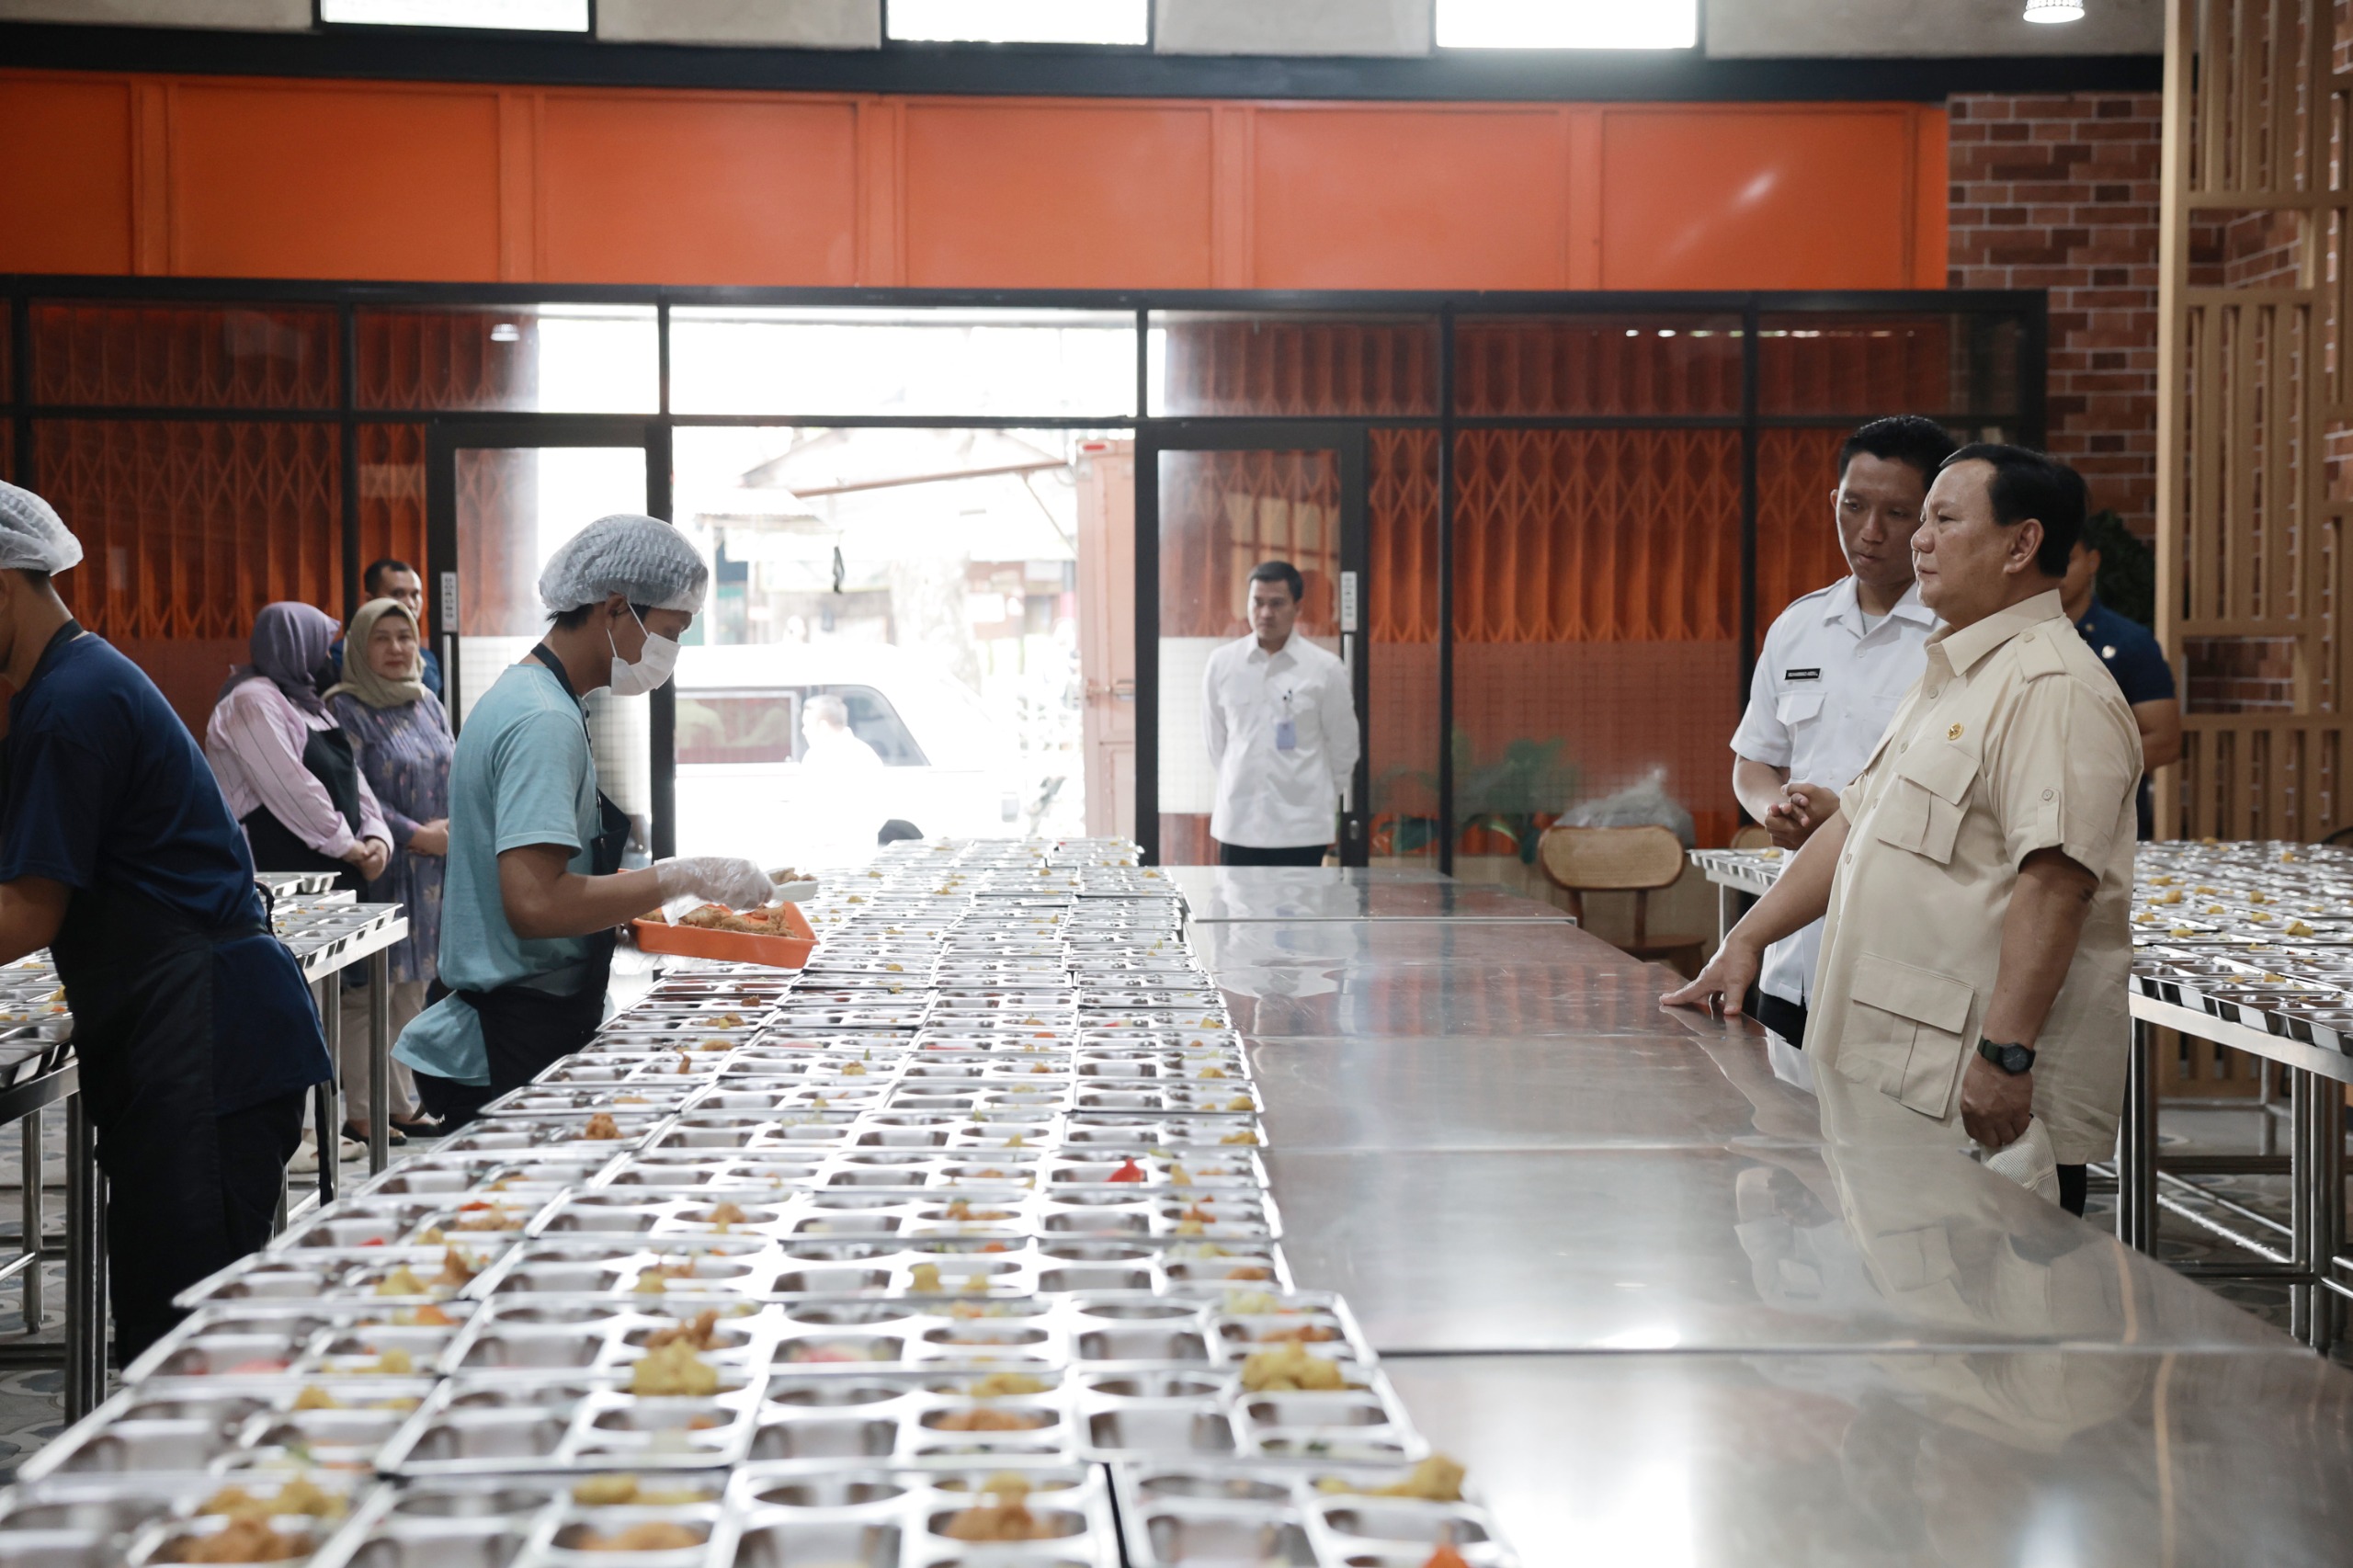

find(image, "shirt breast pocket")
[1871,738,1979,866]
[1776,689,1824,728]
[1845,953,1978,1118]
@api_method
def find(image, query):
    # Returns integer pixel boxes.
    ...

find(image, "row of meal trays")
[186,1223,1293,1308]
[406,1104,1266,1163]
[122,1285,1365,1384]
[0,1454,1507,1567]
[351,1139,1267,1198]
[2130,948,2353,1050]
[484,1077,1264,1120]
[38,1342,1407,1483]
[529,1040,1254,1085]
[273,1175,1280,1251]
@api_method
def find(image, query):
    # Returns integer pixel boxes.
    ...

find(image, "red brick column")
[1947,92,2162,540]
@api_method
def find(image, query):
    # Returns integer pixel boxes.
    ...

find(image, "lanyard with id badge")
[1275,688,1297,752]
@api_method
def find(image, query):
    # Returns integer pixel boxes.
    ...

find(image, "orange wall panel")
[1251,108,1566,290]
[539,93,860,286]
[170,81,502,280]
[0,77,133,275]
[902,102,1212,288]
[1598,108,1918,290]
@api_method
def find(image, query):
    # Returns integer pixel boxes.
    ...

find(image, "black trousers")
[1217,841,1328,868]
[98,1089,305,1362]
[2058,1164,2088,1217]
[1746,988,1809,1050]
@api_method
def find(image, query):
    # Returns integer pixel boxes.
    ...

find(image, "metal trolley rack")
[1691,843,2353,1351]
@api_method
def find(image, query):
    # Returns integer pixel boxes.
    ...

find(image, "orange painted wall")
[0,70,1948,292]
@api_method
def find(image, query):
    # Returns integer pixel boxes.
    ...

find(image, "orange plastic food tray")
[631,903,816,970]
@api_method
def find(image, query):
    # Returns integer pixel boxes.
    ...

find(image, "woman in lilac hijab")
[205,602,392,894]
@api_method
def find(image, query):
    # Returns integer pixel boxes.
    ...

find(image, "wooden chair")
[1729,823,1773,851]
[1537,824,1705,977]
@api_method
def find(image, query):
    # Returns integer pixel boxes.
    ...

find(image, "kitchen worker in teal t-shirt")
[395,513,775,1126]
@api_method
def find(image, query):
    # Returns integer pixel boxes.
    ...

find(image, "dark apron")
[27,630,328,1358]
[241,722,369,894]
[448,644,631,1099]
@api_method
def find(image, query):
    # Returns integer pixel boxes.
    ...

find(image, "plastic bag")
[1559,767,1696,848]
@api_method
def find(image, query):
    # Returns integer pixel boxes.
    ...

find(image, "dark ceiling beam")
[0,22,2161,103]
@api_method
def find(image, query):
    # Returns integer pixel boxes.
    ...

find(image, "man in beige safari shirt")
[1668,444,2142,1215]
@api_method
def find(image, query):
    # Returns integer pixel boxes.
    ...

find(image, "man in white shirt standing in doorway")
[1730,415,1957,1081]
[1202,560,1361,867]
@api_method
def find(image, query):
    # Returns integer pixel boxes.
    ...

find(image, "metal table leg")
[2310,1075,2345,1355]
[63,1093,104,1420]
[1715,882,1738,946]
[313,978,340,1205]
[2121,1017,2159,1253]
[19,1108,40,1333]
[368,949,391,1175]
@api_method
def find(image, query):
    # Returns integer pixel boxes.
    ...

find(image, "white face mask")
[608,604,680,697]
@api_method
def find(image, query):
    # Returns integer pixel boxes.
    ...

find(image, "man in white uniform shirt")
[1202,560,1360,866]
[1731,416,1956,1074]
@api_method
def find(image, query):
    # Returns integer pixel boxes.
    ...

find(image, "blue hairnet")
[537,514,709,615]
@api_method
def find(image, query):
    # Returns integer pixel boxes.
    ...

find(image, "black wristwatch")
[1976,1040,2037,1075]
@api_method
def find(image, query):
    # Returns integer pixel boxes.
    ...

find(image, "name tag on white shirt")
[1275,717,1297,751]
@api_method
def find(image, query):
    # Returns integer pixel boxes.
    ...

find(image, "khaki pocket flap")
[1851,953,1974,1036]
[1893,738,1980,805]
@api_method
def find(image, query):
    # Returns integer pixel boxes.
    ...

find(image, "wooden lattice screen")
[2159,0,2353,839]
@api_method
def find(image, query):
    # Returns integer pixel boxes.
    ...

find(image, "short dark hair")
[1247,560,1304,604]
[362,558,417,596]
[1938,443,2084,577]
[548,597,653,631]
[1838,415,1959,489]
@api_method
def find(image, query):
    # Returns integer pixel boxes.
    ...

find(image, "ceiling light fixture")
[2023,0,2086,22]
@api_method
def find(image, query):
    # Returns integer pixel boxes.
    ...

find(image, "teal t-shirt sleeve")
[490,709,592,856]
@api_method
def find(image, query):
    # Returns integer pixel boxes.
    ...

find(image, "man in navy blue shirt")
[2062,536,2181,838]
[0,481,330,1358]
[330,558,443,700]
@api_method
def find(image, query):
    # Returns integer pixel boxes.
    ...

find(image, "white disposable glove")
[654,856,774,910]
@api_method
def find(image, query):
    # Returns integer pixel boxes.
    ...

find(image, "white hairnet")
[537,514,709,615]
[0,483,84,575]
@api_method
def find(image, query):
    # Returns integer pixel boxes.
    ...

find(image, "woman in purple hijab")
[204,602,392,894]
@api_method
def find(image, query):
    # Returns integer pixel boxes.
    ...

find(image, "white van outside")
[669,642,1024,870]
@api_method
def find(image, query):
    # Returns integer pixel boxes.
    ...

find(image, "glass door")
[1137,425,1370,867]
[425,419,675,859]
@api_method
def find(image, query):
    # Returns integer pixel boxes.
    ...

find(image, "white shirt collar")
[1820,576,1935,634]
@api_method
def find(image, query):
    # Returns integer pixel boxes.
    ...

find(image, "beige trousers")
[336,976,426,1126]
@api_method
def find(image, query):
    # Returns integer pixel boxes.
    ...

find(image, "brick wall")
[1947,93,2162,539]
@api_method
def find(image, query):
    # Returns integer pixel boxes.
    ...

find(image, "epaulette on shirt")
[2014,626,2074,682]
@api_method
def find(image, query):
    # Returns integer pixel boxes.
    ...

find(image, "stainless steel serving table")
[1692,844,2353,1352]
[1215,870,2353,1565]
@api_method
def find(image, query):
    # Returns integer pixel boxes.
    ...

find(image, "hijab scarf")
[322,598,426,710]
[221,601,340,718]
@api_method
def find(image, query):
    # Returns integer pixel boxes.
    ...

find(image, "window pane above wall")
[30,303,339,409]
[1757,313,2021,420]
[357,306,657,412]
[321,0,587,28]
[1455,316,1743,418]
[1151,313,1438,417]
[1437,0,1697,50]
[669,309,1136,418]
[888,0,1146,44]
